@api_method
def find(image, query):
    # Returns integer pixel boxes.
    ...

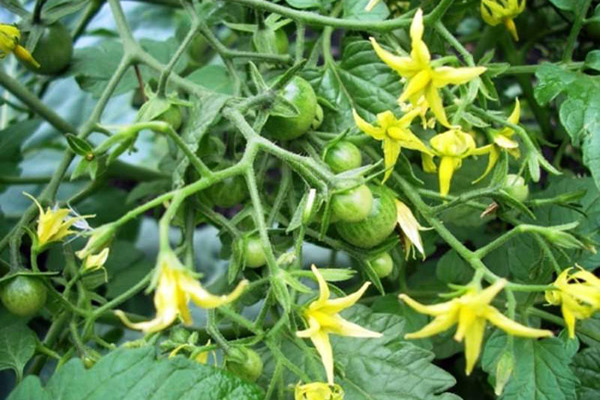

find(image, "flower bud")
[76,224,116,260]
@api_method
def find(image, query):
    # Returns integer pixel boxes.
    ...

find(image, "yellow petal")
[13,45,40,68]
[382,138,401,183]
[399,294,456,316]
[431,66,486,88]
[297,315,322,338]
[327,314,382,338]
[508,98,520,125]
[387,127,433,155]
[353,109,385,140]
[424,84,450,128]
[310,330,335,385]
[184,277,248,309]
[311,264,331,305]
[422,153,437,173]
[320,281,371,314]
[561,303,577,339]
[462,315,486,375]
[399,70,431,103]
[395,200,425,257]
[474,279,507,306]
[438,156,457,196]
[405,312,458,339]
[493,133,519,149]
[504,18,519,41]
[115,308,178,333]
[410,9,425,43]
[484,306,553,338]
[473,145,499,183]
[369,37,419,77]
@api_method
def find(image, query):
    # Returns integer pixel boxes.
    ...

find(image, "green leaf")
[584,50,600,72]
[572,346,600,400]
[0,323,37,381]
[303,39,402,133]
[436,249,473,285]
[8,346,263,400]
[187,65,234,95]
[0,119,42,183]
[482,332,578,400]
[534,64,600,189]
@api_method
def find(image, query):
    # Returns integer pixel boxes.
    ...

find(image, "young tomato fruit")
[263,76,317,141]
[0,275,48,317]
[224,347,263,382]
[25,22,73,75]
[244,236,267,268]
[336,185,397,248]
[331,184,373,223]
[324,141,362,173]
[206,167,248,208]
[503,174,529,202]
[155,105,183,132]
[369,252,394,278]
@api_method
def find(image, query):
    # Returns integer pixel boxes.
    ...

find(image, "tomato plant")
[1,1,600,399]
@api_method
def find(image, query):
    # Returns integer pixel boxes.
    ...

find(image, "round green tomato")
[224,348,263,382]
[503,174,529,202]
[274,29,289,54]
[336,185,397,248]
[244,236,267,268]
[263,76,317,141]
[369,252,394,278]
[585,5,600,40]
[206,175,248,208]
[156,105,183,132]
[325,141,362,173]
[188,33,211,64]
[331,184,373,223]
[26,22,73,75]
[0,275,47,317]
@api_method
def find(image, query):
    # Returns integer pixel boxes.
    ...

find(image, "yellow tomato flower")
[426,129,492,196]
[370,9,486,127]
[353,108,433,182]
[481,0,526,41]
[395,199,426,260]
[475,98,521,182]
[295,382,344,400]
[81,248,110,272]
[116,250,248,333]
[296,265,382,384]
[0,24,40,67]
[24,192,90,250]
[400,279,553,375]
[545,267,600,338]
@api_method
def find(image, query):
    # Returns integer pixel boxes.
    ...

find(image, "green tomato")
[331,184,373,223]
[206,166,248,208]
[188,33,211,64]
[244,236,267,268]
[155,105,183,132]
[336,185,397,248]
[503,174,529,202]
[263,76,317,141]
[224,348,263,382]
[324,141,362,173]
[274,29,289,55]
[0,275,47,317]
[369,252,394,278]
[26,22,73,75]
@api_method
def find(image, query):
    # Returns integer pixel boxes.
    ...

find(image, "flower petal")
[311,265,331,305]
[320,282,371,315]
[353,109,385,140]
[431,66,486,87]
[115,307,178,333]
[328,314,382,338]
[310,330,335,385]
[484,306,553,338]
[438,156,457,196]
[399,293,456,316]
[382,138,401,183]
[473,145,499,183]
[185,277,248,308]
[399,70,431,103]
[424,84,451,128]
[395,200,425,258]
[369,37,419,77]
[462,315,486,375]
[405,312,458,339]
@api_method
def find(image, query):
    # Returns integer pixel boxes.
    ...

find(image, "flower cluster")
[116,249,248,333]
[480,0,526,41]
[401,279,552,374]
